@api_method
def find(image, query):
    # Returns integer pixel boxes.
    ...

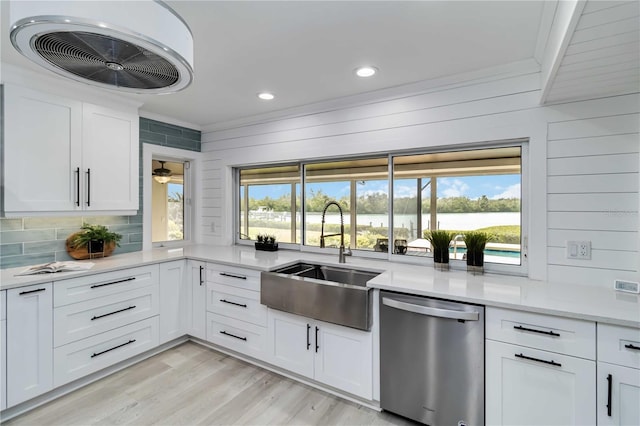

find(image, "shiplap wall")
[546,0,640,103]
[547,112,639,284]
[201,72,639,287]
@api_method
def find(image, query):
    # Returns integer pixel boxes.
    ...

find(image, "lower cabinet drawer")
[486,307,596,359]
[54,284,159,347]
[53,317,159,387]
[598,323,640,369]
[206,283,267,326]
[206,312,267,360]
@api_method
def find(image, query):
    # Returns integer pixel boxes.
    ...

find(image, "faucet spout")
[320,201,350,263]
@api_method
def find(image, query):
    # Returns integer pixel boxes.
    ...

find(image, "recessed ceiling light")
[355,66,377,78]
[257,92,275,100]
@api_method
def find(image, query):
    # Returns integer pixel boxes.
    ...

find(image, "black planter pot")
[433,248,450,270]
[466,250,484,267]
[466,250,485,274]
[255,242,278,252]
[89,239,105,254]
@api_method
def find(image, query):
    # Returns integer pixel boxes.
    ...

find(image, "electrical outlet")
[566,241,591,260]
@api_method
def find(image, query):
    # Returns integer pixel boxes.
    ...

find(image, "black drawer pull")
[220,299,247,308]
[219,272,247,280]
[19,288,46,295]
[307,324,311,350]
[91,339,136,358]
[624,343,640,351]
[315,326,320,353]
[606,374,612,416]
[513,325,560,337]
[220,330,247,341]
[515,353,561,367]
[199,266,204,286]
[75,167,80,206]
[91,305,136,321]
[91,277,136,288]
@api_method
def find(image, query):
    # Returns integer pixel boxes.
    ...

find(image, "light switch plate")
[614,279,640,294]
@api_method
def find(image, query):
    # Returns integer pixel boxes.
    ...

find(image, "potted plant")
[425,230,454,270]
[68,223,122,257]
[463,231,491,274]
[255,234,278,252]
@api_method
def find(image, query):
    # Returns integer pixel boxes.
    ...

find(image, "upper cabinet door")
[82,104,139,211]
[4,85,82,212]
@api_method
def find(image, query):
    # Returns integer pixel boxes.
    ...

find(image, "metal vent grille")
[33,31,179,90]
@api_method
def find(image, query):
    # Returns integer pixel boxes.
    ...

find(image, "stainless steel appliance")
[380,291,485,425]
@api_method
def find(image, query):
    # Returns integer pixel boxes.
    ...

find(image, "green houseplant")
[425,230,454,270]
[255,233,278,252]
[463,231,491,274]
[70,223,122,254]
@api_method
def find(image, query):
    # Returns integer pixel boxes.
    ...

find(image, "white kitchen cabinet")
[486,340,596,425]
[81,103,139,211]
[6,283,54,407]
[3,84,139,215]
[159,261,187,344]
[267,309,373,399]
[1,290,6,411]
[597,324,640,426]
[186,260,207,340]
[485,307,596,426]
[3,85,82,213]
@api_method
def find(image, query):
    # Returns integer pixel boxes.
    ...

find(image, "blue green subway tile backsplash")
[0,116,201,269]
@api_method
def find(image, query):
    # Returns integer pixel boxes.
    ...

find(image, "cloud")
[393,185,417,198]
[439,179,469,198]
[491,183,521,199]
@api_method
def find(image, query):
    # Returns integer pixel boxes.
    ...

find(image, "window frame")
[143,143,200,250]
[233,139,528,276]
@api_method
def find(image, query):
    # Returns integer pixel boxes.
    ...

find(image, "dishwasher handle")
[382,297,480,321]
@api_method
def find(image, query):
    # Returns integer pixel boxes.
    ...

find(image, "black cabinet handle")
[307,324,311,350]
[219,299,247,308]
[220,272,247,280]
[606,374,612,417]
[91,339,136,358]
[513,325,560,337]
[75,167,80,206]
[624,343,640,351]
[515,353,561,367]
[199,266,204,286]
[91,305,136,321]
[90,277,135,288]
[86,168,91,207]
[220,330,247,341]
[315,326,320,353]
[19,288,46,295]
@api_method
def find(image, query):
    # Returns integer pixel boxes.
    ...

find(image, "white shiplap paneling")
[547,110,639,283]
[545,1,640,104]
[202,63,639,286]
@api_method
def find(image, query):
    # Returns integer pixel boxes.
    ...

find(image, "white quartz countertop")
[1,244,638,328]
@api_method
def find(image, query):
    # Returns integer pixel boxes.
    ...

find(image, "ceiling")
[1,1,638,129]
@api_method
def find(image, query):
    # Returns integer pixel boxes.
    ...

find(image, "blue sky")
[248,175,521,200]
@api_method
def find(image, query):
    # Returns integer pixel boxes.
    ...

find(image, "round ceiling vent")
[9,0,194,94]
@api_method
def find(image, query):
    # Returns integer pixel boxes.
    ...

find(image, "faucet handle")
[344,247,353,256]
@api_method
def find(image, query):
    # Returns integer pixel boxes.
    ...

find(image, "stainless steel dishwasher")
[380,290,485,426]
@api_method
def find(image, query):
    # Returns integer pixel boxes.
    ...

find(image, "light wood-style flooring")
[5,342,415,425]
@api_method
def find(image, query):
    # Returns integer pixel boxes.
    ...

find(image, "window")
[235,143,525,268]
[392,147,522,265]
[238,165,300,243]
[152,159,189,243]
[304,158,388,250]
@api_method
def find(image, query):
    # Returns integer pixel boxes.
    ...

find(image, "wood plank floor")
[5,342,415,425]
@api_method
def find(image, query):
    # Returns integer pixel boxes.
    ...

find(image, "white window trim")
[143,143,202,250]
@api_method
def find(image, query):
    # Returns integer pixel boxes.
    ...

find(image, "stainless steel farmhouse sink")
[260,262,381,330]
